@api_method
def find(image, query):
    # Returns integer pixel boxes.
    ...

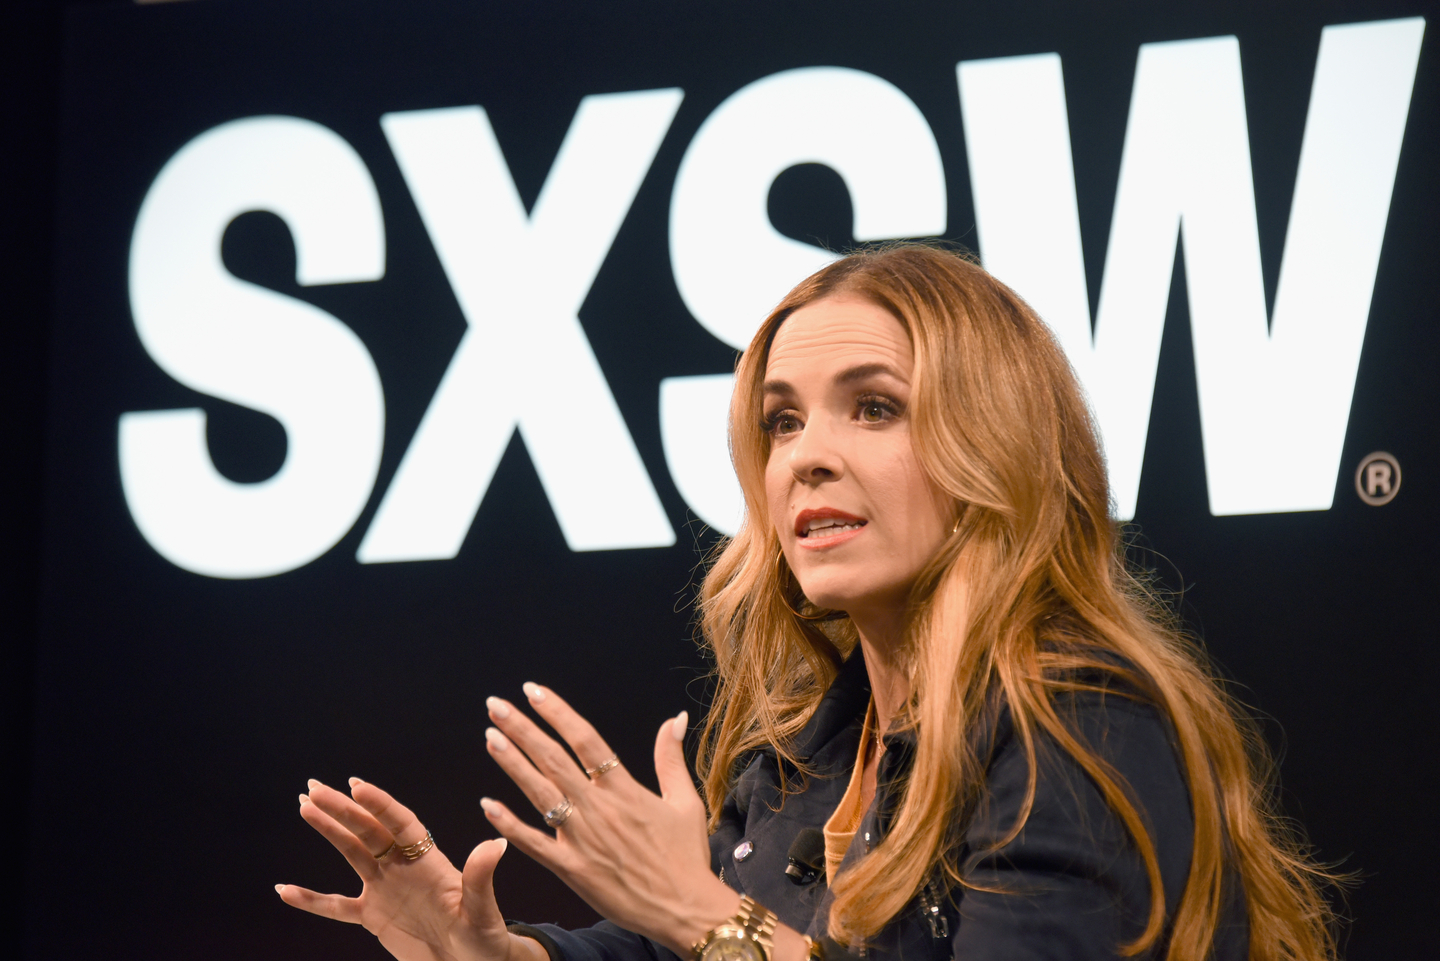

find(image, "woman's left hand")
[480,684,739,956]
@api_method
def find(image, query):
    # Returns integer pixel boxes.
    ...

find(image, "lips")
[794,508,867,541]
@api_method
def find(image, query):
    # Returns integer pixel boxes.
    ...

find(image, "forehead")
[765,296,913,382]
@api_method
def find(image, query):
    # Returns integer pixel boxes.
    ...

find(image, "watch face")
[702,936,764,961]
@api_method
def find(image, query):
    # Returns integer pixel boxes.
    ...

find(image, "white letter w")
[959,18,1424,518]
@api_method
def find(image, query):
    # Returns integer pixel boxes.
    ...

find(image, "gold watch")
[692,895,778,961]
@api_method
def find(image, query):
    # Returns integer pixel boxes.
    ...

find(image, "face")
[763,295,951,621]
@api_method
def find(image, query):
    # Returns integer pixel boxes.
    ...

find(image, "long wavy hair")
[695,244,1339,961]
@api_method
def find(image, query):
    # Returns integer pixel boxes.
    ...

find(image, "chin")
[797,568,912,618]
[797,574,874,613]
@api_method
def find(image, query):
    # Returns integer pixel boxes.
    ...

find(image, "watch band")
[692,894,778,960]
[736,894,778,949]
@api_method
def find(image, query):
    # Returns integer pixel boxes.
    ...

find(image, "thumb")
[460,837,508,929]
[654,710,701,808]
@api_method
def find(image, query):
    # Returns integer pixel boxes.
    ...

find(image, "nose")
[788,413,845,484]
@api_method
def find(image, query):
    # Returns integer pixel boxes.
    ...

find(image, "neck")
[851,608,910,739]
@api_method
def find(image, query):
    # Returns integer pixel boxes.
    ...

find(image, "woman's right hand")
[277,777,538,961]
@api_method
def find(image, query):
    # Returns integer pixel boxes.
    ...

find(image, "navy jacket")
[514,652,1248,961]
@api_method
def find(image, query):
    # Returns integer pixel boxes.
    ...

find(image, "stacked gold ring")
[397,831,436,860]
[585,755,621,779]
[376,831,436,862]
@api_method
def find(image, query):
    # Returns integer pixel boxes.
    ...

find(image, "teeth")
[802,519,864,539]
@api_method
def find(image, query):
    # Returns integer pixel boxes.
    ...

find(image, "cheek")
[874,442,947,549]
[908,473,949,551]
[764,456,789,534]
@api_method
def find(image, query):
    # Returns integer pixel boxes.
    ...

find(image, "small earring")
[774,548,832,621]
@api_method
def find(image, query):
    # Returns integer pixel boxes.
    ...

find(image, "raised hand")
[478,684,741,956]
[277,777,540,961]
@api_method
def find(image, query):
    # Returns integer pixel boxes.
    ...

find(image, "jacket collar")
[777,647,943,840]
[791,647,872,764]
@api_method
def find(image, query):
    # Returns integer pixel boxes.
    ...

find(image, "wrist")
[506,932,552,961]
[690,892,801,961]
[670,878,741,957]
[769,927,812,961]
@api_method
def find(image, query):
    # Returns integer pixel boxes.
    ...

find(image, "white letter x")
[358,90,682,561]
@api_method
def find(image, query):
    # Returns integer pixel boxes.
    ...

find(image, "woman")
[278,244,1339,961]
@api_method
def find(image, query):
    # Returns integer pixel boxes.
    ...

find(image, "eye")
[763,410,803,436]
[857,394,901,424]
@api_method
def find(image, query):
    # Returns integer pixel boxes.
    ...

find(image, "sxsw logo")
[118,18,1425,578]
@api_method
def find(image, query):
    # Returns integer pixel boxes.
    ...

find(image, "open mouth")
[795,509,867,540]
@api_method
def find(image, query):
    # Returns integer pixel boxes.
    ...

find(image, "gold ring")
[585,755,620,779]
[374,841,398,861]
[543,796,574,828]
[386,831,435,862]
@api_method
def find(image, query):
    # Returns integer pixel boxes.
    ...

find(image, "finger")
[480,797,565,872]
[460,837,510,931]
[348,778,431,846]
[653,711,704,814]
[299,796,383,881]
[305,778,394,856]
[485,694,590,795]
[484,726,569,817]
[275,883,364,923]
[516,684,630,785]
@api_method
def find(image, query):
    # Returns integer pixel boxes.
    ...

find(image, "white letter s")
[665,68,946,534]
[121,116,386,578]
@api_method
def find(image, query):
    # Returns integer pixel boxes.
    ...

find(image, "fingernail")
[479,797,498,815]
[348,777,363,788]
[671,710,688,741]
[522,682,546,703]
[307,778,321,792]
[485,727,510,751]
[298,793,310,805]
[496,838,508,854]
[486,696,510,720]
[274,884,286,895]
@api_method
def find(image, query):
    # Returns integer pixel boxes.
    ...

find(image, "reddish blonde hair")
[696,243,1339,960]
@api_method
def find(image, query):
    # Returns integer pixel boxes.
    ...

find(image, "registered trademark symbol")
[1355,451,1401,506]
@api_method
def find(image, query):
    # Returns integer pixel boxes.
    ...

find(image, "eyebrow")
[762,362,908,396]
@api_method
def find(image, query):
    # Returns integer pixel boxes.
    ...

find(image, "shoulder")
[963,679,1196,928]
[979,664,1191,838]
[980,683,1187,806]
[973,641,1172,764]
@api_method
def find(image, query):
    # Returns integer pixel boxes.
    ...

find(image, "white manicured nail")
[479,797,498,815]
[298,793,309,805]
[496,838,508,854]
[671,710,688,741]
[522,682,546,703]
[485,727,510,751]
[486,696,510,719]
[274,884,286,895]
[348,777,363,788]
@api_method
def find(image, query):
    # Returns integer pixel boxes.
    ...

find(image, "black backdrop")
[9,0,1439,959]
